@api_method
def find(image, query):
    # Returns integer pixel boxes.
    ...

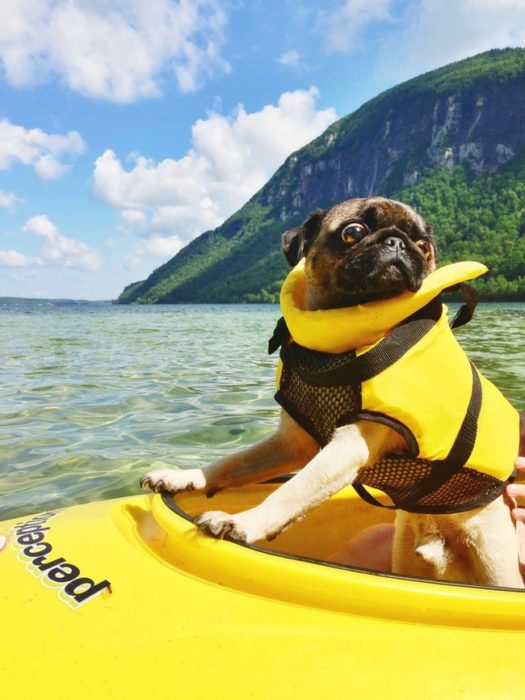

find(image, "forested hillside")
[117,48,525,304]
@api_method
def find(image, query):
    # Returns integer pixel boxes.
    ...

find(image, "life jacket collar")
[280,260,487,353]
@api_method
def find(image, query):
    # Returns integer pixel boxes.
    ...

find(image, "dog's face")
[282,197,436,309]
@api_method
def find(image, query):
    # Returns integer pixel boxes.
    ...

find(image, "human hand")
[506,451,525,582]
[506,457,525,521]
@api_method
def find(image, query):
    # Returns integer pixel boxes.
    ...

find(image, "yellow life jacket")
[270,260,520,514]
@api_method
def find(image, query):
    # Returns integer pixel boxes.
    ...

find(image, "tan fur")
[393,499,523,587]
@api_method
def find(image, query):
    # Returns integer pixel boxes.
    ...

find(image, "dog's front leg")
[141,410,318,496]
[195,421,388,544]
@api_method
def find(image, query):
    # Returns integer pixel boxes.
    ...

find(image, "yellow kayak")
[1,481,524,699]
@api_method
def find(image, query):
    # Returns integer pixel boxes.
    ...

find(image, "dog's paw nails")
[194,511,248,543]
[140,467,206,494]
[140,476,148,489]
[140,476,167,493]
[141,477,164,493]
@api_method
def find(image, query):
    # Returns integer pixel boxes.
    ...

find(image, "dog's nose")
[384,236,406,253]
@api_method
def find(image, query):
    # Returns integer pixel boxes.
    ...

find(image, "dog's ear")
[281,226,304,267]
[281,209,326,267]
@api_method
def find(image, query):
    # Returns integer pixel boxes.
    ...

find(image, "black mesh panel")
[355,457,507,512]
[276,343,361,446]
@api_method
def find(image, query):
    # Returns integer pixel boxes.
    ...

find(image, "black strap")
[402,361,482,503]
[442,362,481,466]
[352,482,397,509]
[268,317,290,355]
[449,283,479,329]
[282,315,436,388]
[353,361,483,511]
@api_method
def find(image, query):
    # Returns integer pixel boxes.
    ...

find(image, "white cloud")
[138,234,184,259]
[319,0,525,80]
[0,190,22,210]
[375,0,525,82]
[123,234,185,271]
[120,209,149,231]
[318,0,392,53]
[0,250,40,267]
[0,215,103,270]
[92,87,337,245]
[34,154,69,179]
[23,215,102,269]
[0,0,230,103]
[0,214,102,271]
[278,50,301,67]
[0,119,85,179]
[143,234,184,258]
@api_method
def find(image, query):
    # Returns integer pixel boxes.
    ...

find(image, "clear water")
[1,298,524,520]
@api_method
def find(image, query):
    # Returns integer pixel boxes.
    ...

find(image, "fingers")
[511,506,525,523]
[506,457,525,521]
[506,480,525,522]
[516,456,525,473]
[506,483,525,500]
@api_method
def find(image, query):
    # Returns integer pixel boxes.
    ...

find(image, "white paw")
[194,507,280,544]
[194,511,249,542]
[140,466,206,494]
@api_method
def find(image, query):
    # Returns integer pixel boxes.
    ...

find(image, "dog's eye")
[416,240,433,259]
[341,222,367,245]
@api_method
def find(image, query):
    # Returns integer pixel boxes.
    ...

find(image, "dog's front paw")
[194,507,283,544]
[194,511,250,543]
[140,466,206,494]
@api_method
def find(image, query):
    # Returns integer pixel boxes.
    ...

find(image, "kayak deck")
[169,480,396,561]
[120,482,525,627]
[2,484,525,699]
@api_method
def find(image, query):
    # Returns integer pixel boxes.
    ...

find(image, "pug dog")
[141,197,523,588]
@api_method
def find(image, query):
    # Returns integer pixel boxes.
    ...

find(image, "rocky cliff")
[117,48,525,304]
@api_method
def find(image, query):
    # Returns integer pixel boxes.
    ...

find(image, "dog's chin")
[331,262,425,308]
[372,260,424,295]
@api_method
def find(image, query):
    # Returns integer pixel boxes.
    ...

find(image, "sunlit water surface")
[1,298,524,520]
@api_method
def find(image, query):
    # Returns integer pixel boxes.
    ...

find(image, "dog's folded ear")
[281,226,304,267]
[281,209,327,267]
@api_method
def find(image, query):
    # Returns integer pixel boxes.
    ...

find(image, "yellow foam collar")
[280,260,488,353]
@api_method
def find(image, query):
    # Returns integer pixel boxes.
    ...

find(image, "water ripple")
[0,300,524,520]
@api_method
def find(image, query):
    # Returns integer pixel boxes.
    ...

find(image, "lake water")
[1,298,524,521]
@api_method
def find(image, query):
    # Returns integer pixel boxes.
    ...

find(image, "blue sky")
[0,0,523,300]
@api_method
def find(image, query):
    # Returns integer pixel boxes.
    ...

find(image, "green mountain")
[117,48,525,304]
